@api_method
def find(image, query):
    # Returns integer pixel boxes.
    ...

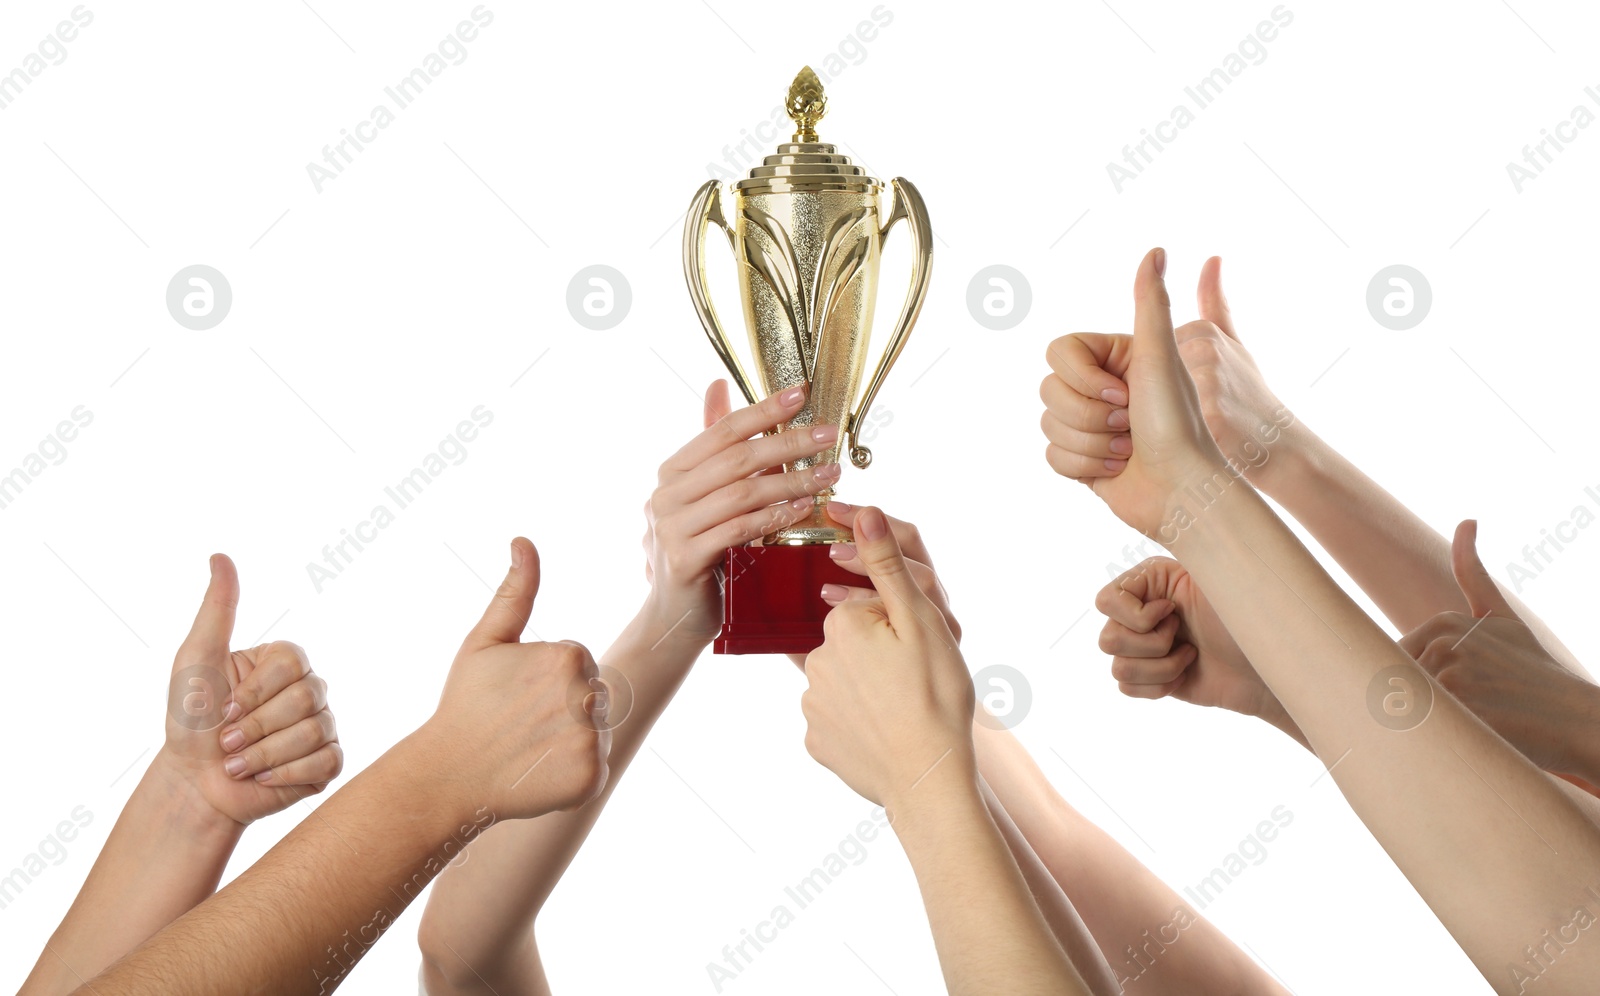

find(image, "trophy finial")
[786,66,827,142]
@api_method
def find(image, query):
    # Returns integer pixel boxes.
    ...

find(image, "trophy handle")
[846,177,932,469]
[683,180,761,406]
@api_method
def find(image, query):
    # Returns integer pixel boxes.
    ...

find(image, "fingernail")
[1107,408,1129,429]
[779,385,806,407]
[223,700,241,723]
[511,540,523,569]
[1104,458,1128,471]
[221,729,245,752]
[789,497,812,512]
[820,583,847,602]
[254,769,275,783]
[814,462,841,484]
[830,501,854,514]
[225,756,248,777]
[1153,247,1167,277]
[810,424,839,444]
[829,543,858,561]
[857,508,887,542]
[1101,387,1128,407]
[1110,435,1132,456]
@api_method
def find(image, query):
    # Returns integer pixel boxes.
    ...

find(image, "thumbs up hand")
[1398,521,1599,778]
[800,507,976,812]
[161,555,344,826]
[1041,249,1233,539]
[413,538,611,820]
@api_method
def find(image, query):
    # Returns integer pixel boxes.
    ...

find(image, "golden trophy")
[683,66,933,654]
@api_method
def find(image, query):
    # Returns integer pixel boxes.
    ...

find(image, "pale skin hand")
[802,506,1093,996]
[71,539,610,996]
[22,554,343,995]
[1052,248,1600,994]
[417,381,840,996]
[1047,254,1589,678]
[1401,520,1600,786]
[827,510,1288,996]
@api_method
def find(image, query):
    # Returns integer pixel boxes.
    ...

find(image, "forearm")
[75,734,468,996]
[22,752,244,995]
[1267,424,1589,677]
[1172,470,1600,979]
[891,766,1091,996]
[418,601,702,989]
[974,723,1285,996]
[978,778,1120,996]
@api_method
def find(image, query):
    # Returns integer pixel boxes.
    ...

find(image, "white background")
[2,0,1598,992]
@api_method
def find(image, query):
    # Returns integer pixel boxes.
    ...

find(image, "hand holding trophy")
[683,66,933,655]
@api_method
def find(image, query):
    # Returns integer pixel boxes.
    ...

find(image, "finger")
[1096,575,1174,634]
[226,709,338,780]
[1045,443,1126,480]
[251,741,344,789]
[703,379,732,430]
[851,507,948,640]
[1396,613,1468,659]
[1100,613,1182,658]
[819,583,878,605]
[665,384,807,473]
[1111,642,1196,684]
[674,424,840,505]
[1451,519,1515,620]
[462,538,541,653]
[179,554,239,661]
[1039,412,1132,461]
[680,463,841,535]
[1132,247,1180,368]
[220,673,327,754]
[699,496,818,554]
[228,642,312,718]
[822,504,934,566]
[1196,256,1239,339]
[1041,374,1129,432]
[1117,673,1188,700]
[1045,334,1132,406]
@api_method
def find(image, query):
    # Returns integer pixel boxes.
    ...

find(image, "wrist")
[145,748,249,842]
[1252,417,1324,501]
[389,728,492,830]
[883,747,982,841]
[637,590,717,651]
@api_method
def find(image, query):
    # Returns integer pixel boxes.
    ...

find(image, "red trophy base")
[713,544,875,655]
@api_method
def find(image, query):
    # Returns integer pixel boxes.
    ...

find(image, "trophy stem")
[763,491,852,546]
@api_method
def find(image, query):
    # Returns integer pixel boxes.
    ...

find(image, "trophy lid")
[734,67,881,195]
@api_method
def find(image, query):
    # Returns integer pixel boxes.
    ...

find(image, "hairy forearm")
[973,723,1285,996]
[1267,424,1590,678]
[418,601,702,991]
[978,778,1120,995]
[891,766,1091,996]
[74,735,467,996]
[22,753,244,994]
[1172,471,1600,983]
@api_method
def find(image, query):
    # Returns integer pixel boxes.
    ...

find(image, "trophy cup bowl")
[682,66,933,655]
